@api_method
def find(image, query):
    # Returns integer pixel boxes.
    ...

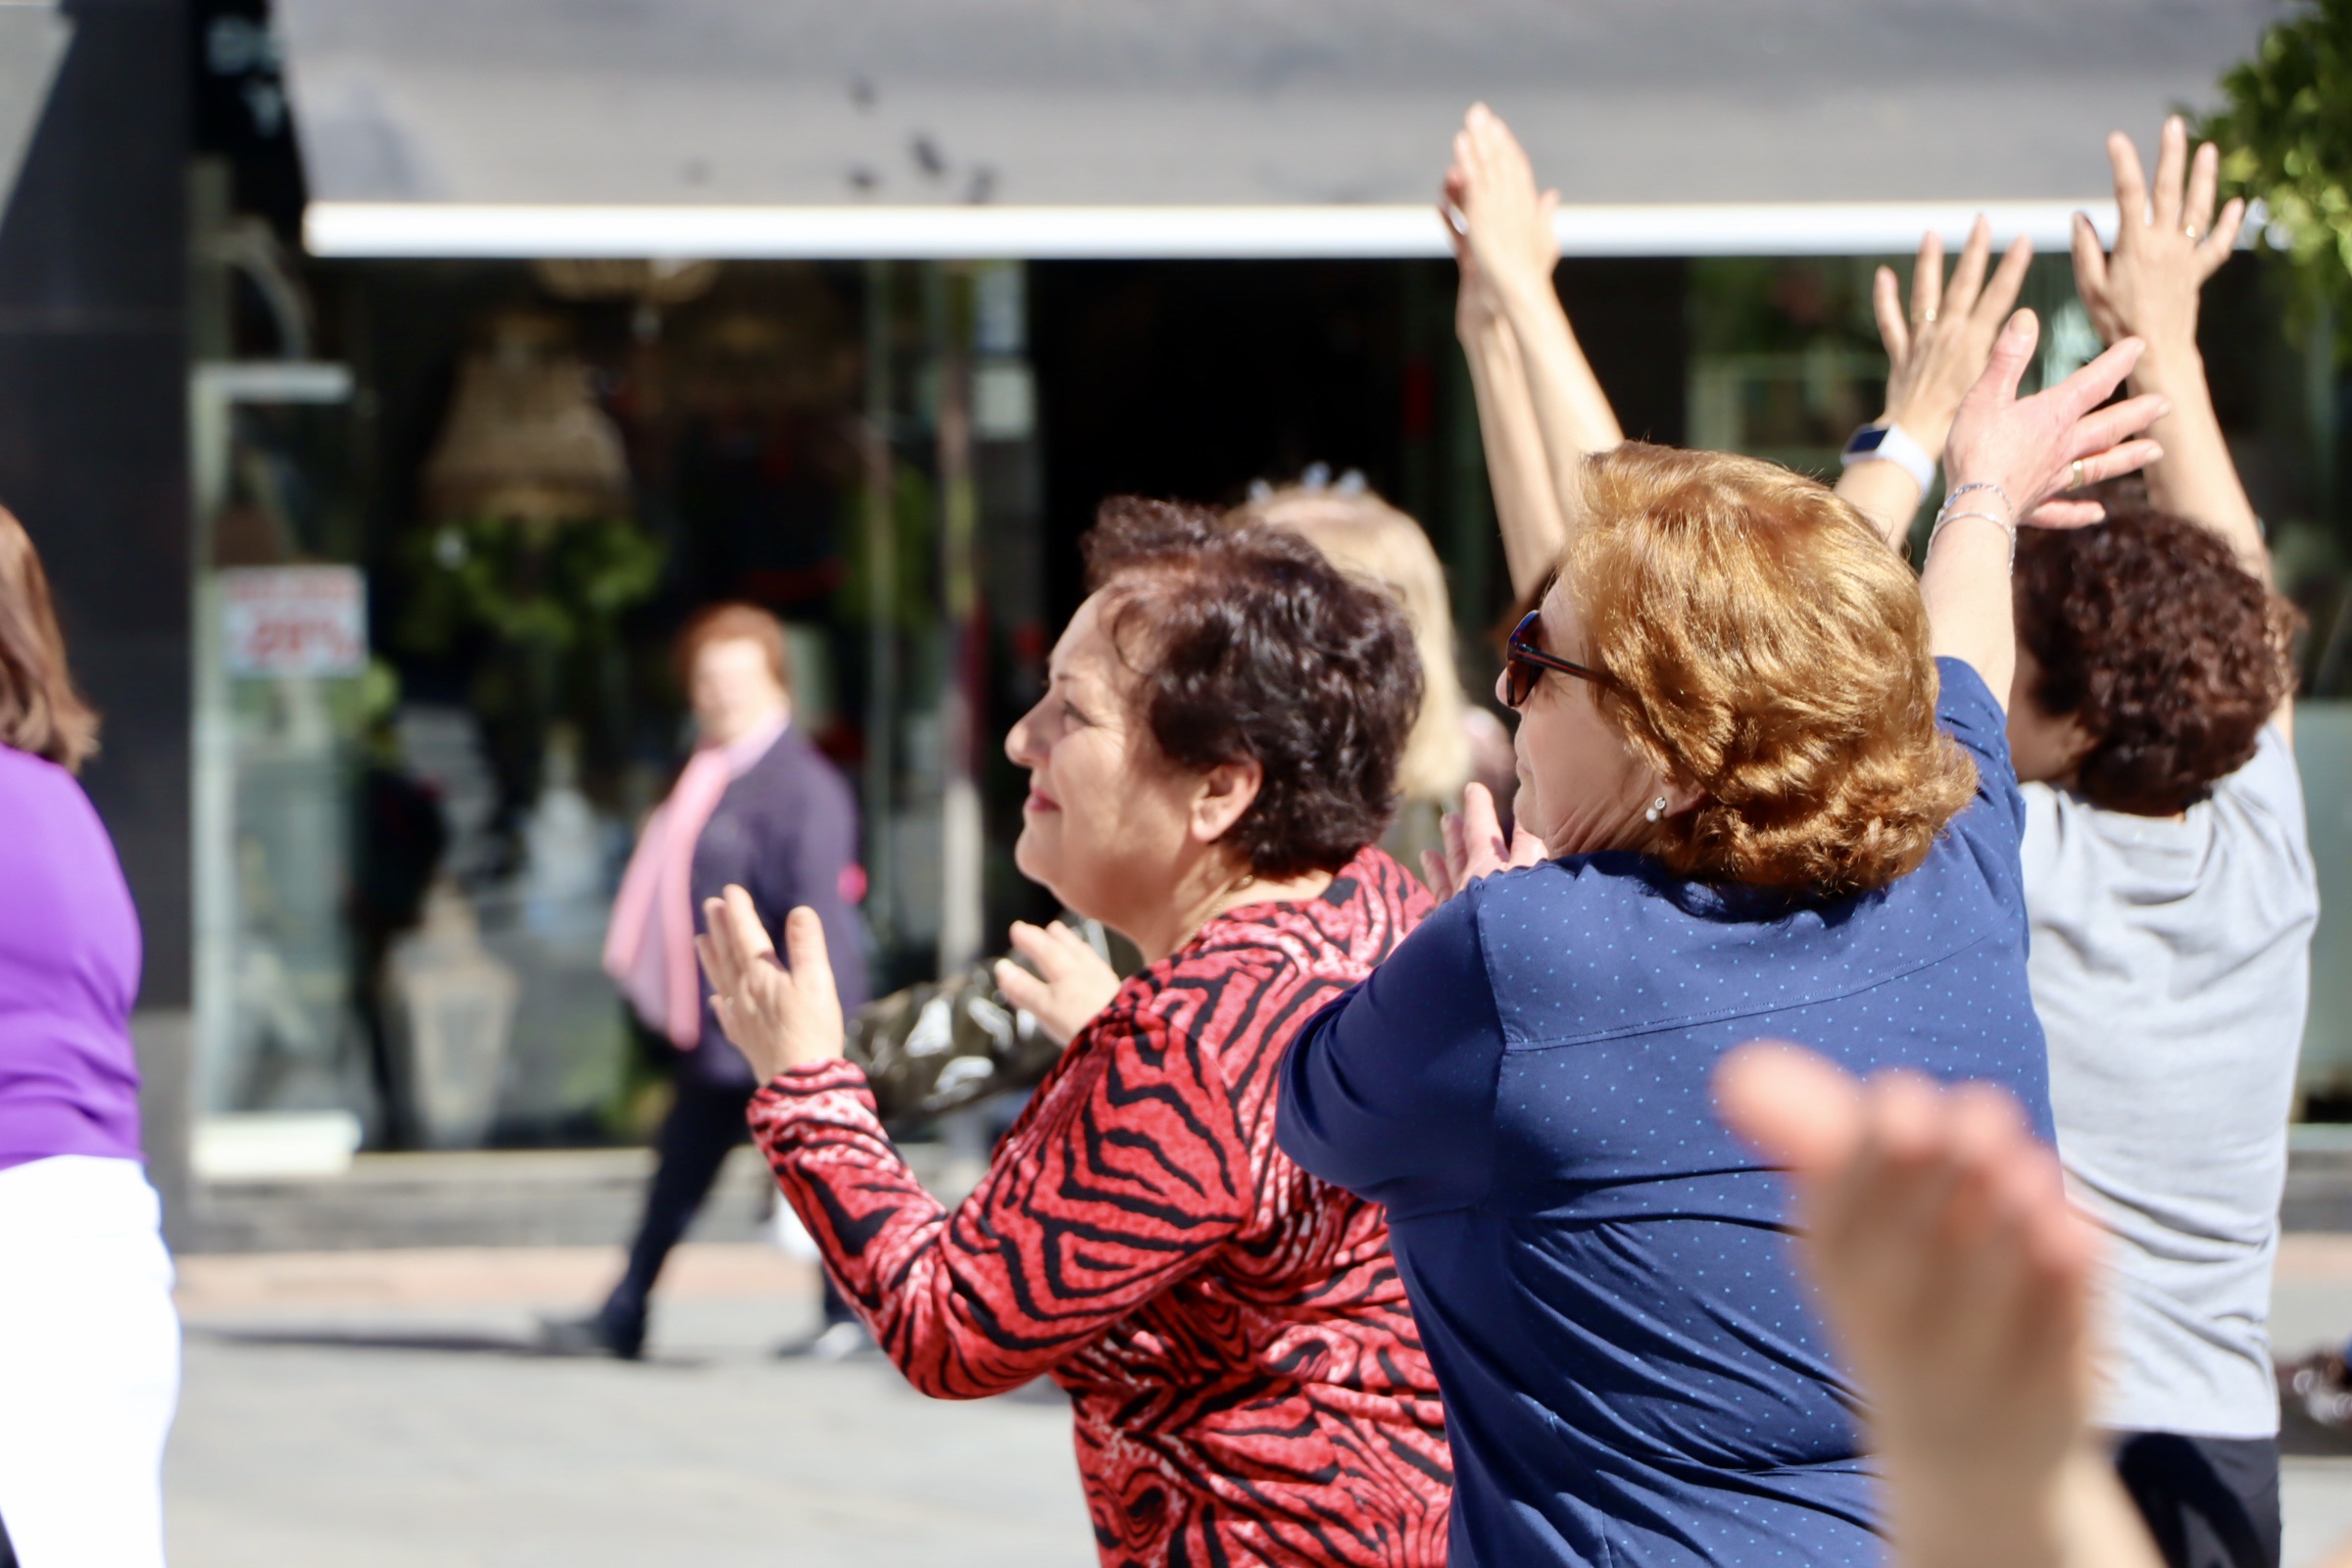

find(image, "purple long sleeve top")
[0,744,144,1168]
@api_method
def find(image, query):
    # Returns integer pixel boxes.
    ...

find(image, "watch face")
[1845,426,1889,457]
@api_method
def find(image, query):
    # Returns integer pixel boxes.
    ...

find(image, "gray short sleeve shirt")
[2022,723,2318,1438]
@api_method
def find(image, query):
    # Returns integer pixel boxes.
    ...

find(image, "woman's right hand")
[994,920,1122,1048]
[2071,119,2244,360]
[1942,312,2167,529]
[1449,104,1558,306]
[1445,156,1557,342]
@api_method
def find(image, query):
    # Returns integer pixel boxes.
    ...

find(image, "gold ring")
[2069,459,2085,490]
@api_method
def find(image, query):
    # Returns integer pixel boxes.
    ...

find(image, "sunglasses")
[1503,609,1614,710]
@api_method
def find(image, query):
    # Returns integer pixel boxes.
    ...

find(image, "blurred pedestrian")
[544,603,866,1359]
[0,506,179,1568]
[699,500,1452,1567]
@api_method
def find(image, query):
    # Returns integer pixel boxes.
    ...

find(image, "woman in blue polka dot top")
[1277,106,2174,1568]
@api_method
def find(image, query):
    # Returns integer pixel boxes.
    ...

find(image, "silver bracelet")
[1941,480,2012,516]
[1928,508,2018,564]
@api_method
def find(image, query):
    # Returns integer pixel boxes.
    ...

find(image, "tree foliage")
[2197,0,2352,358]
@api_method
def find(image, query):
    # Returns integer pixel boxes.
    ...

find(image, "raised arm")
[1450,104,1623,563]
[1927,315,2167,705]
[1447,178,1583,599]
[1837,220,2034,550]
[2073,119,2262,577]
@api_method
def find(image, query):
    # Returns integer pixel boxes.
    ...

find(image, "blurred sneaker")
[774,1320,876,1361]
[2279,1348,2352,1428]
[537,1307,645,1361]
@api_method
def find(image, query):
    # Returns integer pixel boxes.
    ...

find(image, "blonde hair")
[1570,444,1976,897]
[1236,486,1471,805]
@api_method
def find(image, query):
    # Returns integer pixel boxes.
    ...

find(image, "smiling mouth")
[1024,787,1059,812]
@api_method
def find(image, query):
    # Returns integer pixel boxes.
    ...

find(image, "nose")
[1005,705,1040,768]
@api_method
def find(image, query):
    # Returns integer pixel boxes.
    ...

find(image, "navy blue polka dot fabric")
[1278,658,2053,1568]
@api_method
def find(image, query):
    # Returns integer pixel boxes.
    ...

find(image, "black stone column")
[0,0,193,1238]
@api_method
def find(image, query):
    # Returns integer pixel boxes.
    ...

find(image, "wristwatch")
[1839,421,1937,494]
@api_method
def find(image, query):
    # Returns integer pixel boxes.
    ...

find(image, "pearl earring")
[1644,796,1668,824]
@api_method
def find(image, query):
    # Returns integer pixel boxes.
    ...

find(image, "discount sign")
[220,566,368,677]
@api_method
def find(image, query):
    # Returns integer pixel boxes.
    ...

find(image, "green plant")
[2198,0,2352,358]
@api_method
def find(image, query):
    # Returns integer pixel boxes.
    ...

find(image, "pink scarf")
[603,716,787,1047]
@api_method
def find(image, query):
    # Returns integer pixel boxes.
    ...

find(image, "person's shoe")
[538,1307,646,1360]
[773,1320,877,1361]
[2280,1348,2352,1428]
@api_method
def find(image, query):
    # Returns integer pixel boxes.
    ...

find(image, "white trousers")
[0,1156,180,1568]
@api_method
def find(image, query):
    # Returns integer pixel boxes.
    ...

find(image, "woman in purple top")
[0,506,178,1567]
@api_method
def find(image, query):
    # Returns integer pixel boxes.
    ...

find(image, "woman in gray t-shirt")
[2001,119,2312,1568]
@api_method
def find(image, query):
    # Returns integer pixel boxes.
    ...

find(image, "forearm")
[1490,268,1623,549]
[1835,462,1928,554]
[749,1064,1054,1397]
[1462,314,1572,598]
[2131,349,2268,581]
[1920,513,2017,707]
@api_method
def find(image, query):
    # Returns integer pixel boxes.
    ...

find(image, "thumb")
[782,906,837,1008]
[1977,308,2040,405]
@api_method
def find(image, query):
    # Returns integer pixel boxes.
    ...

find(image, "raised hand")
[1421,781,1546,901]
[2073,118,2245,359]
[1444,159,1558,341]
[1943,312,2166,531]
[1714,1043,2131,1568]
[994,920,1122,1048]
[695,888,845,1082]
[1450,104,1556,301]
[1873,217,2034,461]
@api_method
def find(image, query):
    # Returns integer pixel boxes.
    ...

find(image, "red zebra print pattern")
[749,845,1452,1567]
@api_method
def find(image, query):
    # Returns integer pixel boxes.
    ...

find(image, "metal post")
[862,260,897,946]
[934,264,985,975]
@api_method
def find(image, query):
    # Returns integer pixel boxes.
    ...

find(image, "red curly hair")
[1568,443,1976,897]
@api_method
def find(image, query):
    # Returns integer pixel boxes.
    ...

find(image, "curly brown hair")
[1570,444,1977,898]
[2013,506,2297,816]
[1081,497,1421,879]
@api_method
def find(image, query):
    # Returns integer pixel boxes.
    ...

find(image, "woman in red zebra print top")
[699,499,1452,1567]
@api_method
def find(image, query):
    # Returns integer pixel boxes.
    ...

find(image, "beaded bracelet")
[1942,480,2013,515]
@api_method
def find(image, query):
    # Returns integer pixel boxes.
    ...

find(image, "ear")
[1660,777,1708,819]
[1188,757,1265,847]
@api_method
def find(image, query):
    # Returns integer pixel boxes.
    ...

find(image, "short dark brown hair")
[1082,497,1419,879]
[673,602,793,696]
[0,506,99,772]
[2014,506,2298,815]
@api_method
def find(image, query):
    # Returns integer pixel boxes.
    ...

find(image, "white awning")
[0,1,71,227]
[279,0,2280,260]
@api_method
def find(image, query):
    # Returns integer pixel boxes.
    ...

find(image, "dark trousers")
[2113,1430,2281,1568]
[603,1070,756,1333]
[602,1061,858,1336]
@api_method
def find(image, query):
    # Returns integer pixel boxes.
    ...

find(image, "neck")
[1116,854,1337,965]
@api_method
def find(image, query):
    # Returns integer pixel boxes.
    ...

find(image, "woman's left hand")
[1423,782,1547,902]
[1942,312,2168,529]
[695,888,846,1082]
[1873,217,2034,461]
[995,920,1122,1048]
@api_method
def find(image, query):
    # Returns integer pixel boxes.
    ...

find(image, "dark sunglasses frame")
[1503,609,1614,709]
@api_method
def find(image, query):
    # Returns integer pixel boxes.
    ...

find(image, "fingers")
[2067,393,2170,461]
[2023,497,2109,529]
[1872,265,1909,363]
[994,956,1049,1016]
[1909,228,1944,324]
[2183,137,2221,238]
[2048,334,2146,419]
[1458,781,1507,867]
[1006,919,1070,978]
[1944,216,1991,318]
[1421,848,1455,902]
[2108,130,2150,232]
[2151,116,2187,232]
[2202,196,2247,274]
[781,906,839,1013]
[1714,1042,1867,1176]
[2069,212,2111,321]
[1980,233,2034,325]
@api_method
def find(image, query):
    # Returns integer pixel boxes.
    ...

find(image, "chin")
[1012,825,1059,897]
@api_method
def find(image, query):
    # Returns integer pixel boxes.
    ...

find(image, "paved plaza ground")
[166,1239,2352,1567]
